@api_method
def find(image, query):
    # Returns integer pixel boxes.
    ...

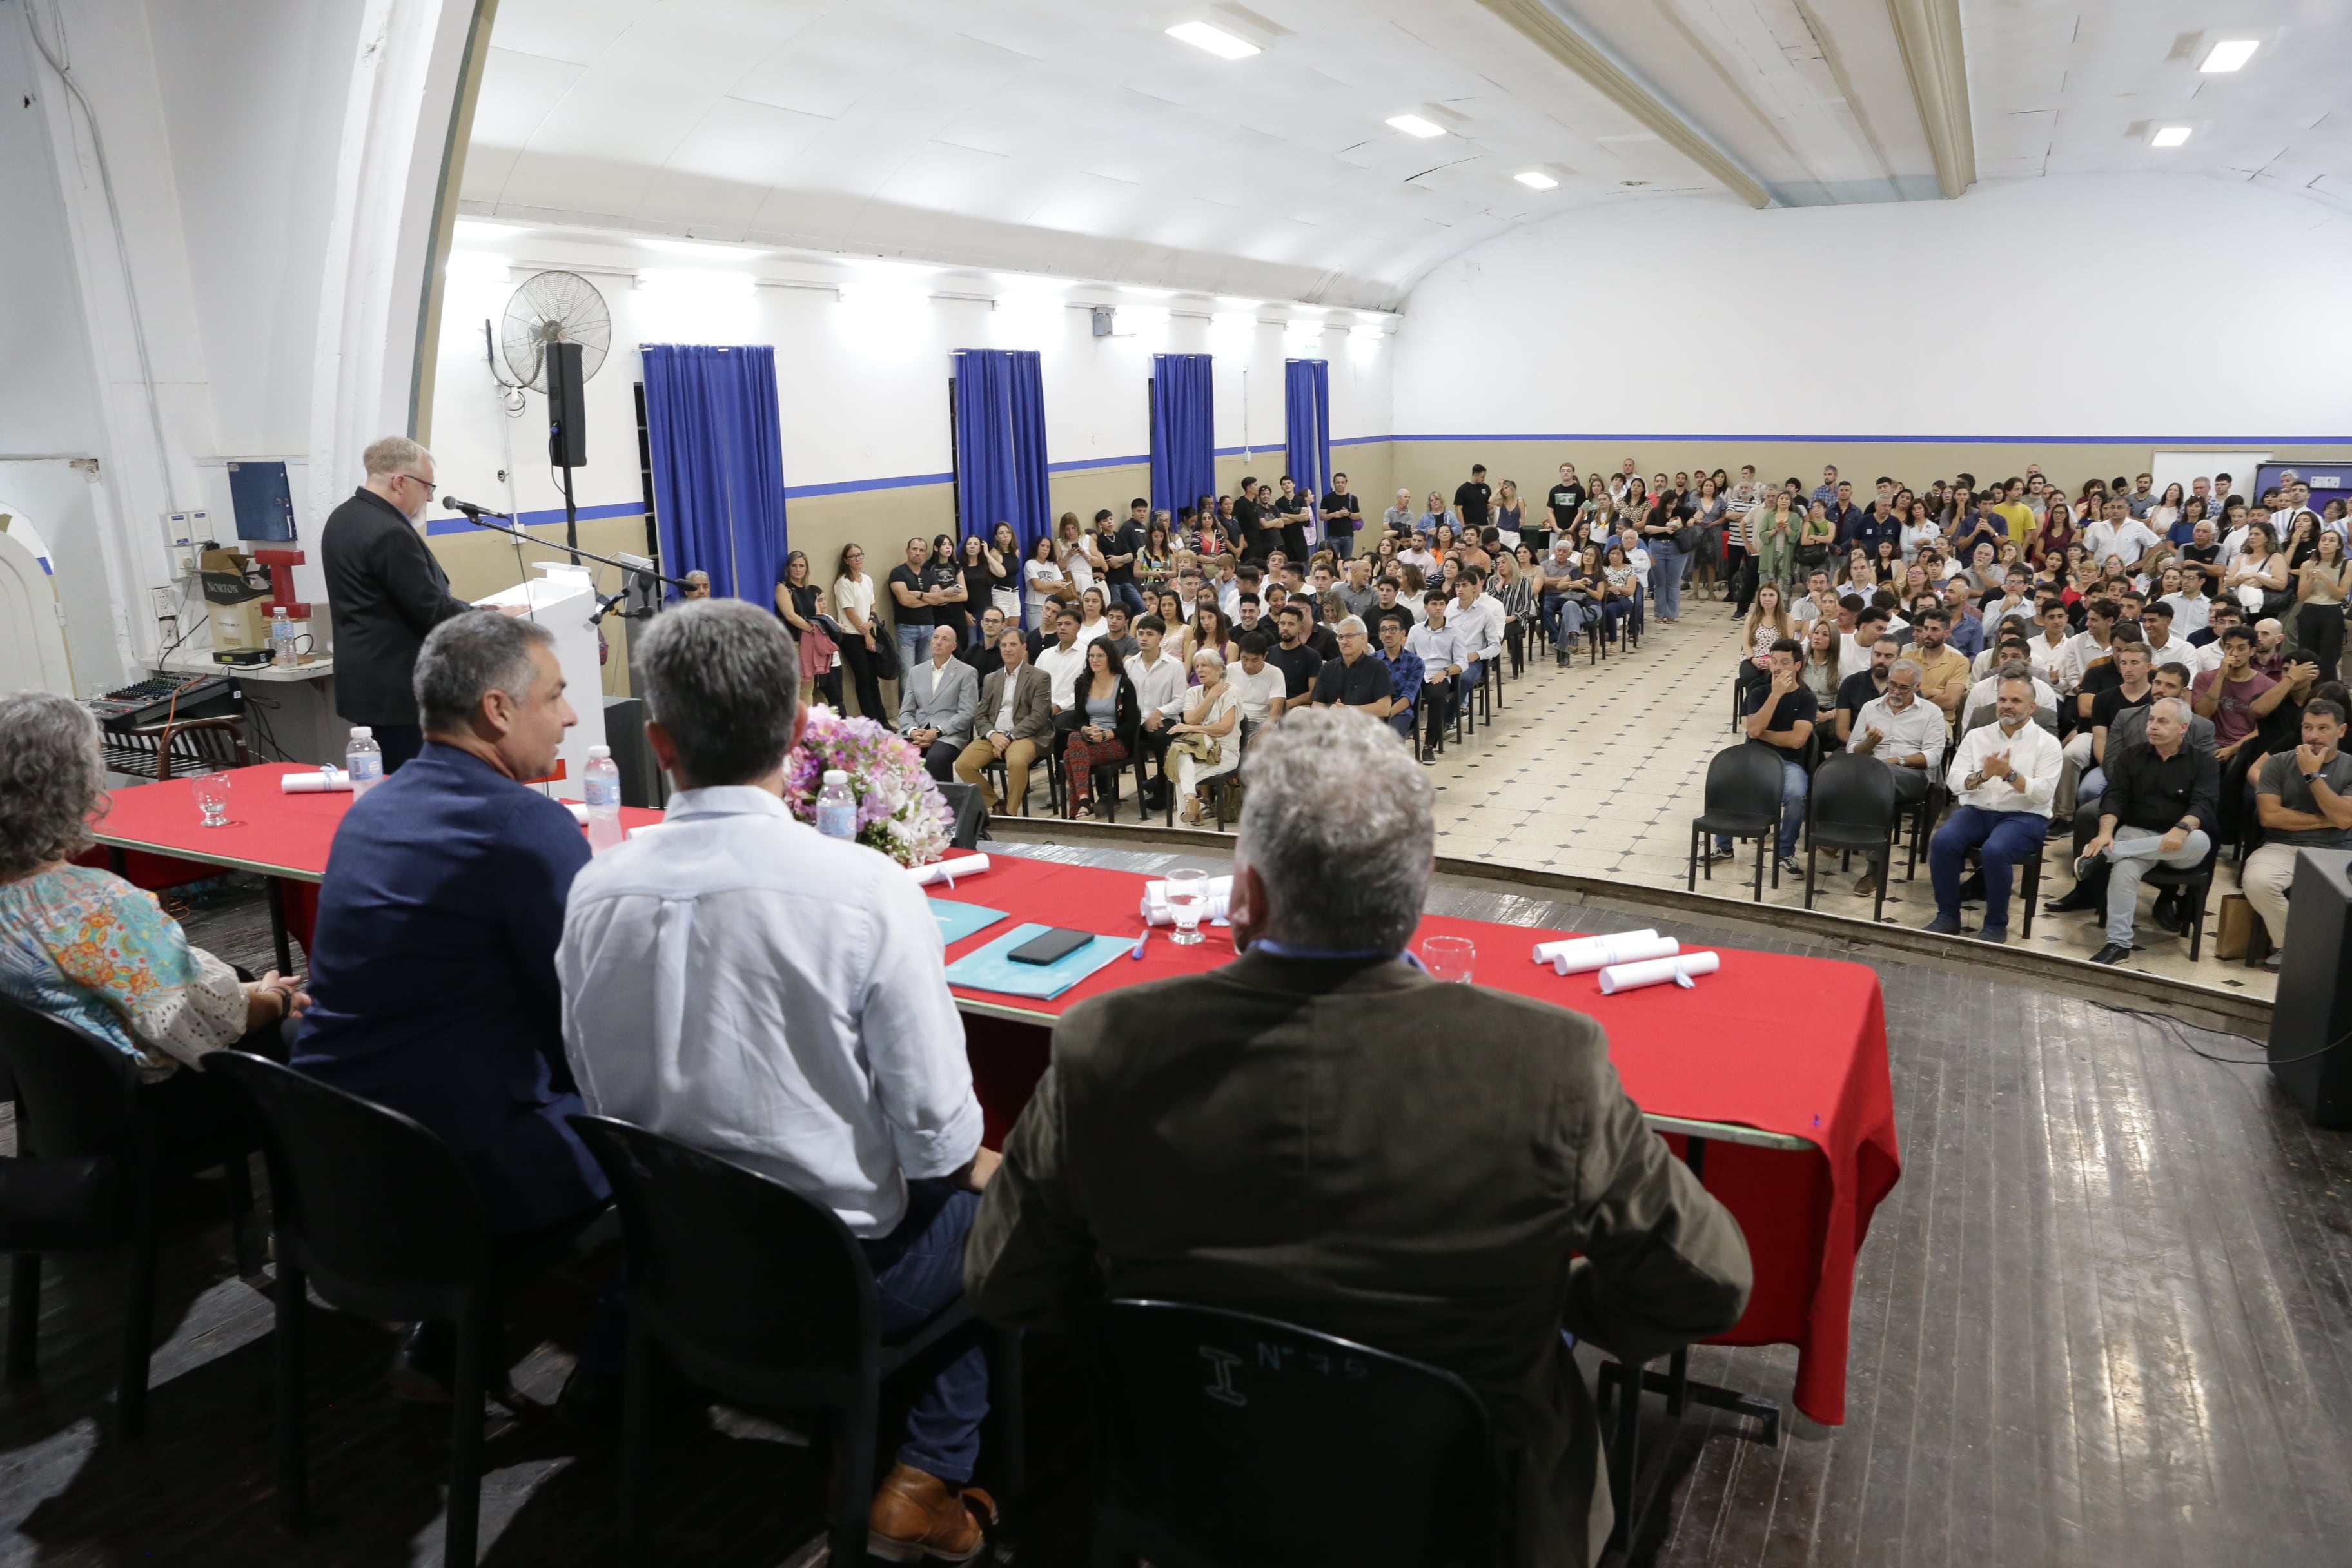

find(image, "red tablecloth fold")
[940,852,1901,1426]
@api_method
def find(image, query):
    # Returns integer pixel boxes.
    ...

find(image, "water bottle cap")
[350,726,371,739]
[823,770,849,785]
[589,745,611,759]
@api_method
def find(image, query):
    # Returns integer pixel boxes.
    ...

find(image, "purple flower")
[782,705,954,867]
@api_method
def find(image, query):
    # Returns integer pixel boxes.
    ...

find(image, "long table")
[939,852,1903,1430]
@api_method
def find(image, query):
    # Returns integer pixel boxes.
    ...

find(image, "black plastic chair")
[0,997,257,1438]
[1092,1300,1498,1568]
[1689,743,1787,902]
[567,1115,1023,1568]
[1803,752,1899,921]
[2146,836,2223,960]
[207,1051,513,1565]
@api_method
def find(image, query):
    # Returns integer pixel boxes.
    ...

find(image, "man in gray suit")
[966,707,1752,1567]
[898,624,979,780]
[952,628,1054,815]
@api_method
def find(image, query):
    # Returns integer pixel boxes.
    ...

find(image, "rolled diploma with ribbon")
[908,853,991,887]
[279,768,351,794]
[1534,930,1669,974]
[1596,950,1720,995]
[1140,874,1233,926]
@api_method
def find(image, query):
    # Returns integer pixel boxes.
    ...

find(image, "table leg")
[265,877,293,977]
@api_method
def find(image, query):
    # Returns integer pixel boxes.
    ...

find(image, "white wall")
[1393,174,2352,441]
[424,240,1396,522]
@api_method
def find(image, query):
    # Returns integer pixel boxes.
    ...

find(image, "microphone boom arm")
[444,502,701,591]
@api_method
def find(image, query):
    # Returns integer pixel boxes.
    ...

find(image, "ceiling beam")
[1885,0,1975,199]
[1474,0,1771,210]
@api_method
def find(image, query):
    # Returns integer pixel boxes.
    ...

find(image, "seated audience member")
[1450,571,1504,697]
[2078,642,2153,798]
[2026,598,2074,687]
[557,602,1003,1558]
[1834,636,1899,743]
[965,708,1752,1568]
[1371,574,1417,638]
[1839,605,1890,672]
[1538,540,1586,659]
[1266,605,1326,716]
[1227,631,1288,740]
[2242,698,2352,966]
[1407,591,1468,762]
[1057,637,1142,818]
[1941,578,1987,659]
[297,609,605,1231]
[953,628,1055,816]
[1906,608,1972,724]
[1372,615,1425,742]
[1847,658,1945,897]
[1125,614,1187,805]
[1715,638,1814,878]
[1963,652,2057,729]
[959,607,1008,680]
[1926,674,2064,943]
[1168,649,1242,824]
[1309,616,1395,714]
[1099,600,1139,662]
[898,623,979,781]
[1032,606,1090,714]
[0,692,309,1094]
[2136,601,2197,673]
[2078,697,2218,966]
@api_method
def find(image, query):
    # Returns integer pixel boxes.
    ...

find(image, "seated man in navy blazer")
[295,608,607,1393]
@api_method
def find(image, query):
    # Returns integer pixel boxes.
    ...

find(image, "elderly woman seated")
[0,692,306,1099]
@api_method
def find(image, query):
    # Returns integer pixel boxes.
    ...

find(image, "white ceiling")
[458,0,2352,308]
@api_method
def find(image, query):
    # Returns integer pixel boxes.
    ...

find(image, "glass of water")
[192,770,232,828]
[1164,868,1209,946]
[1421,935,1475,983]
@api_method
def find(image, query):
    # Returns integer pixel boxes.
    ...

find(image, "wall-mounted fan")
[489,270,611,393]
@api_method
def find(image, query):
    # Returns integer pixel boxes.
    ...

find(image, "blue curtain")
[1284,358,1331,509]
[952,349,1052,554]
[640,344,787,603]
[1150,353,1215,518]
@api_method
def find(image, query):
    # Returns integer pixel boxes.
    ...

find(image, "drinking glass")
[1421,934,1475,983]
[192,771,232,828]
[1164,867,1209,946]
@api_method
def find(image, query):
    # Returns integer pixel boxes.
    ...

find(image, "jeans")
[859,1181,992,1484]
[896,622,928,674]
[1649,543,1682,619]
[2101,826,2211,948]
[1107,582,1147,617]
[1540,594,1585,646]
[1717,754,1807,861]
[1930,805,2045,930]
[1458,658,1484,712]
[1330,529,1353,559]
[1387,706,1417,742]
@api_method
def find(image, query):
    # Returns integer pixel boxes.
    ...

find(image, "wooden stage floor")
[1,854,2346,1567]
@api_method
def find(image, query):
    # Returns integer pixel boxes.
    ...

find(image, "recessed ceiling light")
[1514,170,1559,190]
[1166,21,1259,60]
[1387,113,1446,139]
[2199,39,2259,72]
[2152,126,2193,148]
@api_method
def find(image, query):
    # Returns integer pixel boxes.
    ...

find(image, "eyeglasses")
[395,472,437,497]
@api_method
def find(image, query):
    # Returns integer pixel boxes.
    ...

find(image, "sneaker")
[2263,950,2283,969]
[2090,942,2131,966]
[1706,844,1736,862]
[1776,856,1805,880]
[1923,913,1963,935]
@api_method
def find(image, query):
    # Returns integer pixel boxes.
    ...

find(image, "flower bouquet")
[783,705,956,868]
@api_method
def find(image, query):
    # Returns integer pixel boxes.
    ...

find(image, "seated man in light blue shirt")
[557,600,1001,1562]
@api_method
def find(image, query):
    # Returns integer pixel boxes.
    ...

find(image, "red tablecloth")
[87,763,663,957]
[941,852,1901,1426]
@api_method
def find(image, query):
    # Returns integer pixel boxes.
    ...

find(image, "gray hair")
[1887,657,1923,682]
[413,609,554,732]
[1997,659,2033,685]
[0,692,104,879]
[362,435,429,476]
[2149,696,2194,727]
[632,599,799,787]
[1235,707,1433,952]
[1333,615,1368,638]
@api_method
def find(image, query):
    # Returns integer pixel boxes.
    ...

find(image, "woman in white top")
[1898,500,1941,562]
[1072,585,1110,650]
[2146,482,2185,536]
[1055,512,1101,595]
[1022,534,1066,630]
[830,542,886,720]
[2225,525,2290,616]
[1169,649,1242,825]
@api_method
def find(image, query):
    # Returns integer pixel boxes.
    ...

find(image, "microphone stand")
[447,505,702,598]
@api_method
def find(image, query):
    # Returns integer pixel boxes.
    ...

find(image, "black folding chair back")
[1093,1299,1498,1568]
[206,1051,498,1563]
[0,996,253,1436]
[1688,741,1787,902]
[568,1114,1021,1568]
[2146,834,2225,960]
[1803,752,1899,919]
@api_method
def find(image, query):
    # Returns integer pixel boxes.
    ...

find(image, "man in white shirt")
[1227,631,1289,738]
[1965,650,2057,723]
[1032,605,1090,712]
[1925,673,2065,943]
[2025,598,2074,689]
[557,601,1004,1560]
[2057,596,2122,710]
[1976,567,2037,643]
[2083,498,2158,571]
[1450,571,1504,696]
[1847,658,1946,898]
[1406,593,1466,762]
[1126,612,1188,803]
[2137,602,2205,676]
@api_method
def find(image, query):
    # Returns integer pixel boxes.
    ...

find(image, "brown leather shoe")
[867,1462,993,1563]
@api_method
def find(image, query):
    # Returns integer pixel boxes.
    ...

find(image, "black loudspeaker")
[938,781,988,850]
[600,695,666,809]
[2267,848,2352,1126]
[545,340,588,469]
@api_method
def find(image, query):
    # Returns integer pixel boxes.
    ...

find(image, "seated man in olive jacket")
[965,707,1752,1567]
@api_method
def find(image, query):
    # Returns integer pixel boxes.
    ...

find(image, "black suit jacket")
[320,488,471,725]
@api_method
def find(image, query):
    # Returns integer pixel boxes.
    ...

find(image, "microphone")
[443,497,493,519]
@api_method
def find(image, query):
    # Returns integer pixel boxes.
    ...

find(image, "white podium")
[475,562,605,801]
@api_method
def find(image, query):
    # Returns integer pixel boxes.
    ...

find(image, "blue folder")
[943,922,1134,1000]
[930,899,1009,946]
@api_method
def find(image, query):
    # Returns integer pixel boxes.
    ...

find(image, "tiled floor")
[1407,594,2278,1003]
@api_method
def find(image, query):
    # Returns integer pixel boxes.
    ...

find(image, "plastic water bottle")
[271,608,297,667]
[814,769,858,841]
[584,745,625,854]
[344,727,383,799]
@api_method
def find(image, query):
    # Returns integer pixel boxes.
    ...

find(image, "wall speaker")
[546,340,589,469]
[2267,848,2352,1127]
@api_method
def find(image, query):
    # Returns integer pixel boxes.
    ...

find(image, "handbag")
[1672,523,1704,554]
[868,628,903,681]
[1168,730,1222,769]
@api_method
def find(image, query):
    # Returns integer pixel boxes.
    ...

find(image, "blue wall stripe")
[784,470,954,499]
[425,500,645,536]
[1047,453,1150,474]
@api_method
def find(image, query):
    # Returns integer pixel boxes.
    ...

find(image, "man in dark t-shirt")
[1309,619,1394,712]
[1454,465,1493,533]
[1273,477,1311,560]
[1320,474,1362,558]
[1713,638,1816,870]
[1545,464,1586,534]
[887,537,934,672]
[1834,636,1898,745]
[1264,605,1325,716]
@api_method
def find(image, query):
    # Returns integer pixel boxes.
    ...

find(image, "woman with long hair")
[1057,638,1141,819]
[1493,550,1534,676]
[2029,500,2076,570]
[2148,482,2186,537]
[1750,487,1800,602]
[1056,512,1102,594]
[1568,545,1621,647]
[1602,544,1643,645]
[1494,479,1524,540]
[830,542,885,720]
[926,533,970,644]
[1689,476,1728,599]
[1799,618,1841,707]
[774,549,841,709]
[1137,519,1175,591]
[2228,525,2293,620]
[1023,533,1066,631]
[959,535,996,644]
[1182,603,1237,671]
[985,522,1023,625]
[1740,580,1792,706]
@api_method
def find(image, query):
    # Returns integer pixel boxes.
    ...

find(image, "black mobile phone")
[1008,928,1093,966]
